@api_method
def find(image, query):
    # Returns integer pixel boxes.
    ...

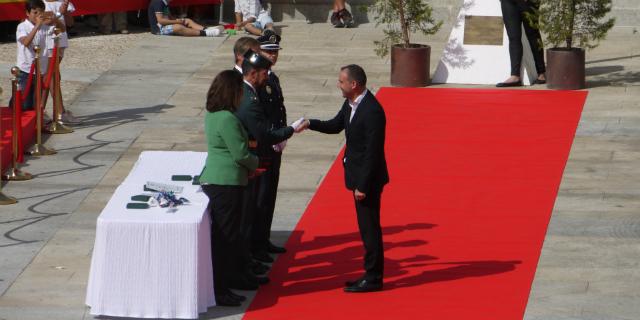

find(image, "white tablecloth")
[86,151,215,319]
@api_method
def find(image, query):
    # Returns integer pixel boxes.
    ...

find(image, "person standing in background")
[44,0,80,123]
[99,11,129,34]
[496,0,546,87]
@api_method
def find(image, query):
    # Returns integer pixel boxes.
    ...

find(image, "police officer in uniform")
[232,50,304,289]
[251,38,288,262]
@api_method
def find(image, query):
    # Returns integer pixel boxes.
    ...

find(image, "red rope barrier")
[20,63,35,101]
[14,90,24,164]
[43,47,57,90]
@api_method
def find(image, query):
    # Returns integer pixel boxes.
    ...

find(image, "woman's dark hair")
[206,70,243,113]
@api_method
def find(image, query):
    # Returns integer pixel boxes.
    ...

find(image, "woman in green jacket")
[201,70,259,306]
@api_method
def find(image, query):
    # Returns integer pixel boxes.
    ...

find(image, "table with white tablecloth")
[86,151,215,319]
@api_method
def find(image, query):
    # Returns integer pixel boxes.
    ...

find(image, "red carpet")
[1,107,37,169]
[245,88,587,319]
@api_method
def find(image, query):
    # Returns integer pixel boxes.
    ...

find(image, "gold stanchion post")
[0,85,18,204]
[44,28,73,134]
[3,67,33,181]
[27,45,56,156]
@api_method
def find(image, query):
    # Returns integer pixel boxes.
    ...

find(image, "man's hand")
[42,12,55,25]
[291,117,307,133]
[35,13,44,27]
[354,189,366,201]
[301,119,310,131]
[273,140,287,152]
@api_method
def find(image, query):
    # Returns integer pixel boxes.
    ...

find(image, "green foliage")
[533,0,615,49]
[369,0,443,58]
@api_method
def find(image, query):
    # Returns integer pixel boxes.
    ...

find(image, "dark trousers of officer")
[239,177,260,266]
[354,186,385,280]
[202,184,244,294]
[501,0,546,76]
[252,153,282,252]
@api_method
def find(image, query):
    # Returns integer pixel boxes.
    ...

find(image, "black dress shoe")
[250,261,270,275]
[496,81,523,88]
[254,275,270,285]
[343,278,383,293]
[244,271,270,285]
[228,291,246,302]
[228,277,259,291]
[215,293,242,306]
[267,242,287,254]
[253,251,274,263]
[532,78,546,85]
[344,276,365,287]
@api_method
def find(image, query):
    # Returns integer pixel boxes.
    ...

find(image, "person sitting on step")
[234,0,280,43]
[148,0,223,37]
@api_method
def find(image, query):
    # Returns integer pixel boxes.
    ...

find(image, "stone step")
[221,0,639,28]
[613,0,640,9]
[222,0,461,25]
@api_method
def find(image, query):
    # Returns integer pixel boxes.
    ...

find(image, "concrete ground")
[1,7,639,320]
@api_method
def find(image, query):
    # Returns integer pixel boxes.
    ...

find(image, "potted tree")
[534,0,615,90]
[370,0,443,87]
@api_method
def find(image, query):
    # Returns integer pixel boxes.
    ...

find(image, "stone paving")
[0,4,639,320]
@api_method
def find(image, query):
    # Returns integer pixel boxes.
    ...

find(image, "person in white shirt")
[234,0,278,41]
[10,0,64,111]
[44,0,73,57]
[44,0,79,123]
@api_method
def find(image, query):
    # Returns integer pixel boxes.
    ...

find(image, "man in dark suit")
[300,64,389,292]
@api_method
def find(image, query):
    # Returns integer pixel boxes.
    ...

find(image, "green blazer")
[200,110,259,186]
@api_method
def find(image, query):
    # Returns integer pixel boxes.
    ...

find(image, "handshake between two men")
[290,117,310,133]
[271,117,308,153]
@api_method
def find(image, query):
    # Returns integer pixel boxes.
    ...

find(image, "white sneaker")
[61,110,82,124]
[205,26,224,37]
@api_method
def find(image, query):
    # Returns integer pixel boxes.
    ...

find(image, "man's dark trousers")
[252,153,281,252]
[240,177,260,265]
[355,187,384,280]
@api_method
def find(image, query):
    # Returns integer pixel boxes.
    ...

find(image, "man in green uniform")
[232,50,304,290]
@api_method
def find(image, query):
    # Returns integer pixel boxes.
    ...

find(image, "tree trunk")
[566,0,576,49]
[397,0,410,47]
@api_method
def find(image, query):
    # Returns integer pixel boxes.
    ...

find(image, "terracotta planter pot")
[391,44,431,87]
[546,48,586,90]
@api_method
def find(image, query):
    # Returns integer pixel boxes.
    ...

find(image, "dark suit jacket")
[257,72,288,156]
[235,82,294,156]
[309,90,389,193]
